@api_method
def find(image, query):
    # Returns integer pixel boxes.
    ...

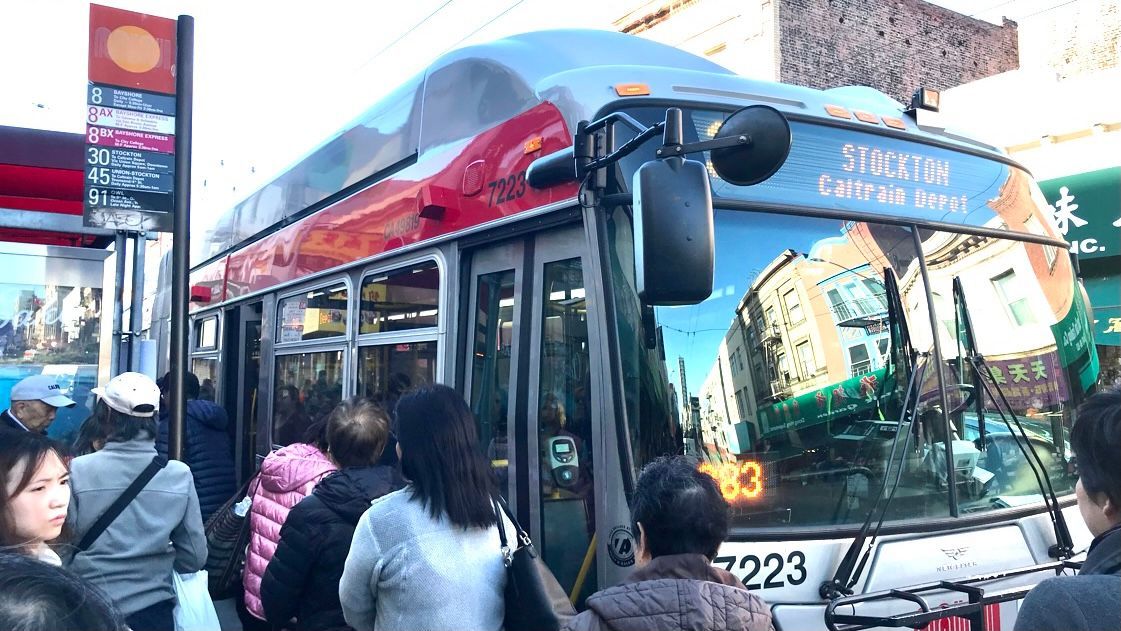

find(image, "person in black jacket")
[155,371,237,522]
[1015,388,1121,631]
[260,398,404,631]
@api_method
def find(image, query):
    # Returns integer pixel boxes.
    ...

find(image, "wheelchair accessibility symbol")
[609,525,635,567]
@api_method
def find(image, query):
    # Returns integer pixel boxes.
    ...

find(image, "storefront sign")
[759,368,892,436]
[1039,167,1121,260]
[983,350,1068,409]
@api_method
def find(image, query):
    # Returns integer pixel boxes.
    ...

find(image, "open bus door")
[222,301,264,483]
[463,223,603,607]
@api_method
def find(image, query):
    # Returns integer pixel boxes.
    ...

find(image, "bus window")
[360,261,440,334]
[536,257,596,602]
[277,283,349,343]
[273,351,344,446]
[191,357,218,402]
[194,316,218,350]
[356,342,437,424]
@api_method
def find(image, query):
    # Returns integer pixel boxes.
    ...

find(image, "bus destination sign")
[816,143,970,214]
[84,4,177,233]
[720,120,1014,230]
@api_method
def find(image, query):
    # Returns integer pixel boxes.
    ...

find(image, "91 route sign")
[84,4,177,232]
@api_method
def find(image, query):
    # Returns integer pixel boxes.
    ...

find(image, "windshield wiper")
[950,275,1073,559]
[952,277,985,449]
[970,356,1074,559]
[821,270,923,599]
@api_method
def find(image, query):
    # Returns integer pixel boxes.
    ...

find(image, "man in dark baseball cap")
[2,374,76,434]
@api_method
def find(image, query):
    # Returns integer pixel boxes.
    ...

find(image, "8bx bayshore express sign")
[84,4,176,232]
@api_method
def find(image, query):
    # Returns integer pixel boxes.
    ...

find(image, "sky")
[0,0,1054,234]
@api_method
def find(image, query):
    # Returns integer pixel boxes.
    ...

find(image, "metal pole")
[110,231,126,375]
[168,15,194,462]
[129,232,146,372]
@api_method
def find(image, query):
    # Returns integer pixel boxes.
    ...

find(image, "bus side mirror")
[632,104,791,306]
[633,156,714,305]
[710,105,791,186]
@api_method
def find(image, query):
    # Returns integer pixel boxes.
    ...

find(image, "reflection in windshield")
[609,208,1095,528]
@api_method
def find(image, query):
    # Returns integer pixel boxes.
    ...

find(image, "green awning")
[758,368,890,437]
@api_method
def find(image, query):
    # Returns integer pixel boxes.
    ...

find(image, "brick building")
[613,0,1019,104]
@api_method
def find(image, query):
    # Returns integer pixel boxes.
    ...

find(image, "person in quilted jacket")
[239,420,337,631]
[563,456,774,631]
[261,399,404,631]
[155,372,236,522]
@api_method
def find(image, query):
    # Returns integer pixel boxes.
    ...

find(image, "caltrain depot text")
[818,143,970,213]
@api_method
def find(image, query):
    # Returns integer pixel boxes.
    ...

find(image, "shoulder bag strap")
[495,494,533,548]
[77,456,164,553]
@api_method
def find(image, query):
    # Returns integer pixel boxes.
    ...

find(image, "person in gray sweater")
[339,384,514,631]
[1014,388,1121,631]
[63,372,208,631]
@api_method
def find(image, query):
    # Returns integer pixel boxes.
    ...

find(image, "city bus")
[184,29,1100,630]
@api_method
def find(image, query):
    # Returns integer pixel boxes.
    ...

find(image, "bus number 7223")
[714,551,807,590]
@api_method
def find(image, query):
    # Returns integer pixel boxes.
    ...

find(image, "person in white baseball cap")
[2,375,76,434]
[64,370,207,630]
[91,372,161,419]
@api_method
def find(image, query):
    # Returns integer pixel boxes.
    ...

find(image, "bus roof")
[196,28,1007,268]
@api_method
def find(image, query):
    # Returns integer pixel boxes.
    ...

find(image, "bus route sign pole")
[86,4,183,452]
[168,14,194,462]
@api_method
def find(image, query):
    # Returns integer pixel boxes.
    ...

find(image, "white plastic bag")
[172,570,221,631]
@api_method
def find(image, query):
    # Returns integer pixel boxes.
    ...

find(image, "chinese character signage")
[984,351,1069,409]
[758,367,893,436]
[84,4,177,232]
[1039,167,1121,260]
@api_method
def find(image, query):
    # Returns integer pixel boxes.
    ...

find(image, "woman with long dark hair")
[339,384,511,631]
[0,431,70,564]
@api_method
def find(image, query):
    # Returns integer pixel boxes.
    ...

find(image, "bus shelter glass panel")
[0,279,103,447]
[191,357,219,402]
[360,261,440,334]
[536,258,596,602]
[277,284,349,343]
[469,270,516,498]
[273,350,344,446]
[356,342,437,423]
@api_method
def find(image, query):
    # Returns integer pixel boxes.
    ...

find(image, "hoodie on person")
[562,553,774,631]
[261,465,405,631]
[242,442,337,622]
[156,398,237,522]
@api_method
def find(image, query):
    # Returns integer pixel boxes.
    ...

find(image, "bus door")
[222,301,264,483]
[464,225,601,605]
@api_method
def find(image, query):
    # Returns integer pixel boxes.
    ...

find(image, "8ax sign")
[84,4,177,232]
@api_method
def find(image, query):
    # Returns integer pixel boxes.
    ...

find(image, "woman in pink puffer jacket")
[242,425,337,626]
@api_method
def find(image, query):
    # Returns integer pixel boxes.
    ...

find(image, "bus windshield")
[607,106,1098,529]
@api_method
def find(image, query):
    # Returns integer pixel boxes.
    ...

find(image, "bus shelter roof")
[0,125,114,248]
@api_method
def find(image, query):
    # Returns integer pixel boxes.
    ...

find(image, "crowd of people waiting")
[0,366,1118,631]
